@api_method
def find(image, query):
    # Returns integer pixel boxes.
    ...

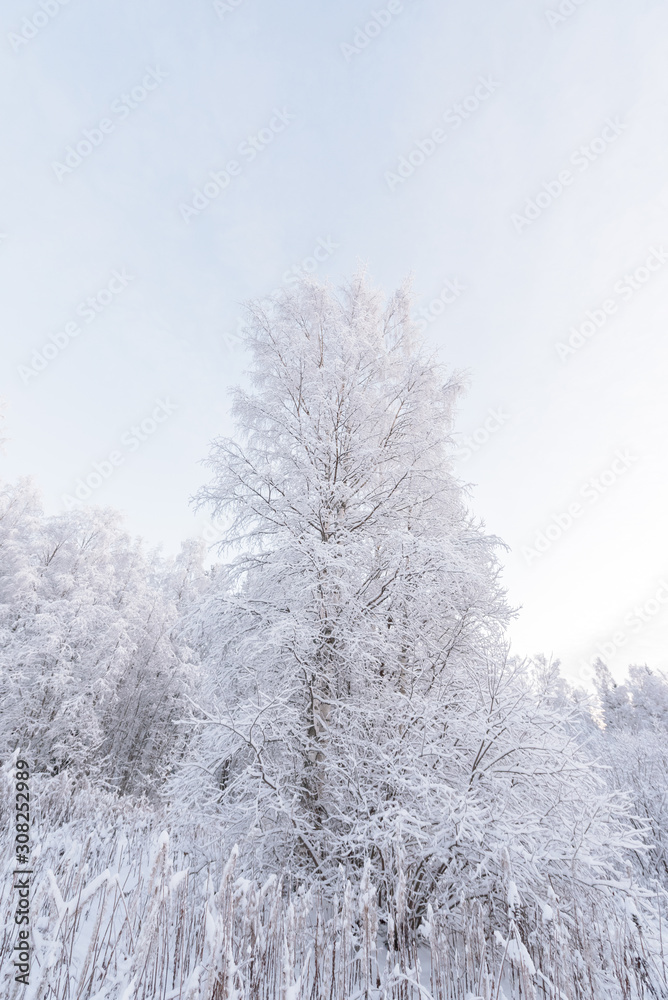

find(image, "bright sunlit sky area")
[1,0,667,685]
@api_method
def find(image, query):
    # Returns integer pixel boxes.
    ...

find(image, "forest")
[1,277,667,999]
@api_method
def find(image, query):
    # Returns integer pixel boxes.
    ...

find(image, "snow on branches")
[172,276,644,938]
[0,478,204,794]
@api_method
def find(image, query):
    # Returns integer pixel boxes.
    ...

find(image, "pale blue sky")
[2,0,668,682]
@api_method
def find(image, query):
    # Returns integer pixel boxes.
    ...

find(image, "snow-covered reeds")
[2,777,667,1000]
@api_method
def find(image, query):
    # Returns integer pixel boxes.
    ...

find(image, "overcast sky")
[1,0,667,684]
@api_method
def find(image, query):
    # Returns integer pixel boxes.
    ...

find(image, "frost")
[0,277,667,998]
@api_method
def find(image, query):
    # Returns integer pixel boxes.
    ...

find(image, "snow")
[0,277,667,997]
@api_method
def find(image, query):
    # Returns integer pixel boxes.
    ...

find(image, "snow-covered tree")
[0,478,202,794]
[173,275,642,928]
[594,660,668,884]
